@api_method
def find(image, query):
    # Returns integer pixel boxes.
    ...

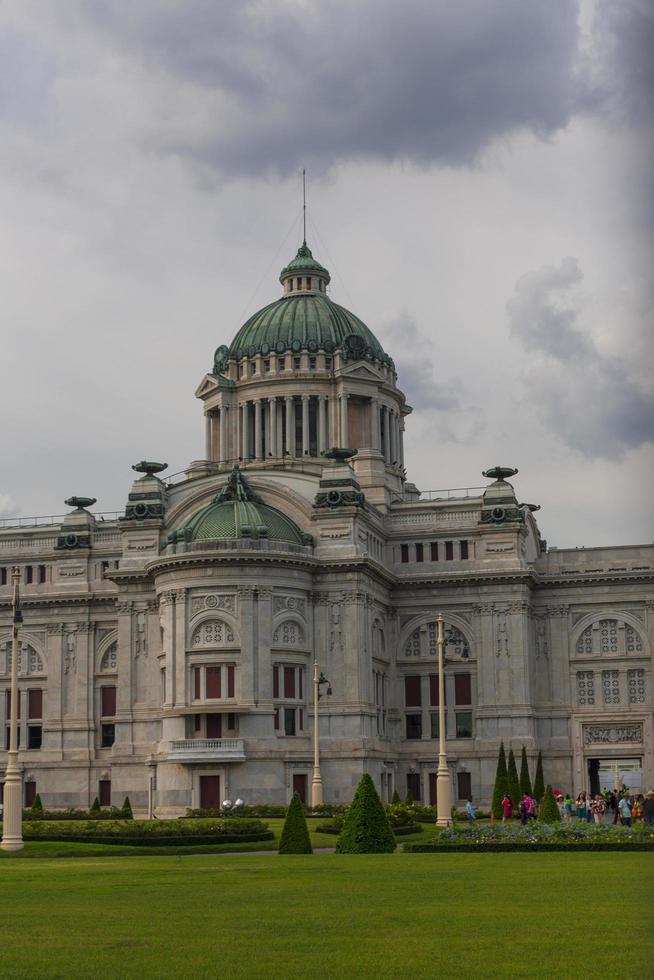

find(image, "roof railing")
[391,486,486,503]
[0,511,123,530]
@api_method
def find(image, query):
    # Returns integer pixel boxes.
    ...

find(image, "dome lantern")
[279,241,331,296]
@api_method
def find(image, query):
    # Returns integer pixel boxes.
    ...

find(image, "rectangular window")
[38,564,47,584]
[445,541,454,561]
[263,359,271,373]
[293,356,301,370]
[99,779,111,807]
[0,569,6,586]
[194,713,201,732]
[206,713,222,738]
[273,664,279,699]
[274,707,280,731]
[5,689,21,719]
[101,723,115,748]
[415,543,424,563]
[455,711,473,738]
[100,686,116,718]
[405,714,422,739]
[206,666,221,699]
[460,541,469,560]
[227,664,235,698]
[161,668,166,704]
[26,565,33,584]
[309,356,317,370]
[5,728,20,750]
[28,689,43,719]
[284,707,296,736]
[277,358,285,372]
[457,772,472,799]
[400,544,409,563]
[404,675,422,707]
[284,666,296,699]
[24,781,36,807]
[193,667,201,700]
[227,712,236,730]
[28,725,42,750]
[406,772,421,801]
[429,674,439,706]
[430,712,440,739]
[325,357,333,370]
[430,542,438,562]
[298,668,303,701]
[454,673,472,705]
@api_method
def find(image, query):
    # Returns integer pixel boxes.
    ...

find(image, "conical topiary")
[538,785,561,823]
[121,796,133,820]
[90,796,101,814]
[30,793,44,815]
[278,792,312,854]
[336,774,396,854]
[391,788,402,805]
[404,787,414,805]
[533,752,545,801]
[507,749,521,814]
[519,746,532,798]
[491,742,508,820]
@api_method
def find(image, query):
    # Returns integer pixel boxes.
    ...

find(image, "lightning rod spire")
[302,168,307,245]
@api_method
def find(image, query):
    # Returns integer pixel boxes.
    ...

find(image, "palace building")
[1,241,652,814]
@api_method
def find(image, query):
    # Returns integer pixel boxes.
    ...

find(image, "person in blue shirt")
[618,795,632,826]
[466,798,476,823]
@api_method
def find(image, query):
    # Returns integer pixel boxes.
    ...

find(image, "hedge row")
[404,842,654,853]
[23,818,268,839]
[23,831,274,847]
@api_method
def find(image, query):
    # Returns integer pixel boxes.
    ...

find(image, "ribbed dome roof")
[280,242,330,281]
[229,292,388,362]
[170,467,312,546]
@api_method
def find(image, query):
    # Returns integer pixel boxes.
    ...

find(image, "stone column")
[318,396,328,454]
[339,393,349,448]
[243,402,251,459]
[235,401,241,461]
[382,406,391,464]
[115,605,133,753]
[302,395,310,456]
[219,407,227,463]
[389,411,397,464]
[160,592,175,709]
[285,396,295,457]
[254,399,263,460]
[269,397,278,457]
[174,589,187,709]
[44,624,63,752]
[399,416,405,468]
[371,399,380,451]
[205,413,212,460]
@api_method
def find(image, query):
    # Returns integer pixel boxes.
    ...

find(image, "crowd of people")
[495,789,654,826]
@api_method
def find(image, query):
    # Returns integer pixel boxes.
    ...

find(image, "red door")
[206,714,222,738]
[292,773,307,804]
[200,775,221,810]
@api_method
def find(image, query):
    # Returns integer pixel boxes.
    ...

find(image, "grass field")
[0,850,651,979]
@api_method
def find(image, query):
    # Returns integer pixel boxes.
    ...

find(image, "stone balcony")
[167,738,246,763]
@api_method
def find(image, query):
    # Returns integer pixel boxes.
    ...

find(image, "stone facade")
[1,244,652,814]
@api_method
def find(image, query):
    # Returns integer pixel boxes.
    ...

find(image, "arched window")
[404,621,470,660]
[3,641,44,676]
[100,643,117,673]
[272,621,304,646]
[191,620,235,647]
[575,618,644,657]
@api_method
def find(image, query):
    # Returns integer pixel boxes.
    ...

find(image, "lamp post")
[2,567,24,851]
[435,614,452,827]
[311,660,331,808]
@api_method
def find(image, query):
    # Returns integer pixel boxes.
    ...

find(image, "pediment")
[194,374,221,399]
[339,362,383,382]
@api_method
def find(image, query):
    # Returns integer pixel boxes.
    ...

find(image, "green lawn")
[0,852,650,978]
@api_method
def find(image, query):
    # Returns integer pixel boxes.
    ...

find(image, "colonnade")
[205,394,404,467]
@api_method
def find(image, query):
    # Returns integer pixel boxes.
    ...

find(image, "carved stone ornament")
[583,724,642,745]
[314,488,365,509]
[191,594,236,617]
[55,533,91,550]
[273,595,306,618]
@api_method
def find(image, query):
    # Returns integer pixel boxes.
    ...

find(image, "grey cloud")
[507,258,654,458]
[591,0,654,125]
[79,0,585,175]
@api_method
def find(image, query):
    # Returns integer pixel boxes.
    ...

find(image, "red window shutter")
[415,543,424,562]
[206,666,221,699]
[99,779,111,807]
[193,667,201,700]
[284,666,295,699]
[400,544,409,563]
[24,781,36,807]
[445,541,454,560]
[273,664,279,699]
[298,669,303,700]
[430,542,438,561]
[28,689,43,720]
[404,675,421,707]
[455,673,472,705]
[206,713,222,738]
[227,665,235,698]
[101,686,116,717]
[460,540,469,560]
[429,674,439,706]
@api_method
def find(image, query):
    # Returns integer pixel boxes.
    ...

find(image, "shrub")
[278,793,312,854]
[519,746,532,798]
[404,788,414,805]
[121,796,134,820]
[384,803,420,832]
[336,774,395,854]
[30,794,44,816]
[491,742,508,820]
[533,752,545,801]
[391,788,402,805]
[538,785,561,824]
[507,749,521,814]
[90,797,101,815]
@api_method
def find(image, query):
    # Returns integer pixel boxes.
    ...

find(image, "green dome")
[279,242,330,281]
[228,292,388,363]
[169,467,312,547]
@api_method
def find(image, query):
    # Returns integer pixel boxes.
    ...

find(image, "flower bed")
[19,808,128,821]
[404,822,654,852]
[23,818,273,846]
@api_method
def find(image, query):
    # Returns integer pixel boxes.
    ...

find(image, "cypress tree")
[533,752,545,801]
[336,774,395,854]
[404,788,414,805]
[538,785,561,823]
[391,788,402,805]
[90,796,101,814]
[507,749,521,813]
[519,746,532,798]
[278,792,312,854]
[30,793,44,816]
[491,741,508,820]
[121,796,134,820]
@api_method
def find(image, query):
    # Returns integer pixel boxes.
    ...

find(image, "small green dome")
[170,467,312,547]
[279,242,330,282]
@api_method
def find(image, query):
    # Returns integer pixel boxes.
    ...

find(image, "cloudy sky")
[1,0,652,547]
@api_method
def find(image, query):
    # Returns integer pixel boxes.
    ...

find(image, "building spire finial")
[302,167,307,246]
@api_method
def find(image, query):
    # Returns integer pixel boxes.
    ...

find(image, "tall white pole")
[435,614,452,827]
[2,567,24,851]
[311,660,323,807]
